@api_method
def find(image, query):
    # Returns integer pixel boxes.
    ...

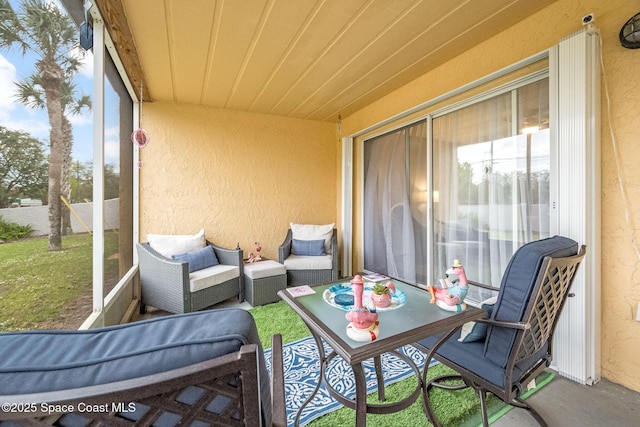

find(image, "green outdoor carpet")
[250,301,554,426]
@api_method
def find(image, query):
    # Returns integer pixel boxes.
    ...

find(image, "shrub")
[0,215,34,242]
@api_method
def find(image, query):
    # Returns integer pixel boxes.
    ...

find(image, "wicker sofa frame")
[278,228,339,286]
[414,237,586,427]
[137,241,244,314]
[0,334,285,427]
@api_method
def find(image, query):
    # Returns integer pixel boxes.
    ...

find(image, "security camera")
[582,13,594,26]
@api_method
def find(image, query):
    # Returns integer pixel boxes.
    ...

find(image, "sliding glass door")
[363,77,549,299]
[433,78,549,300]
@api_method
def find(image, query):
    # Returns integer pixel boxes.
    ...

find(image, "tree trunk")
[61,115,73,235]
[41,61,64,251]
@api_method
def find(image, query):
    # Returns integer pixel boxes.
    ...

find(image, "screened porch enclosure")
[363,78,550,302]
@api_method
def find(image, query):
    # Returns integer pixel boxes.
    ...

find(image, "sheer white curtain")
[362,79,549,296]
[432,79,550,300]
[363,122,426,283]
[433,94,513,292]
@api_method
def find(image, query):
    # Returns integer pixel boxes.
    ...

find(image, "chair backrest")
[515,246,586,363]
[484,236,584,368]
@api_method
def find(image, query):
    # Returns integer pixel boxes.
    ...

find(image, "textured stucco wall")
[139,102,337,261]
[341,0,640,392]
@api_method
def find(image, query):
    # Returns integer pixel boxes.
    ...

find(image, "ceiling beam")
[94,0,152,102]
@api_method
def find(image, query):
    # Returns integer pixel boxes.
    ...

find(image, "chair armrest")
[270,334,286,427]
[137,242,189,275]
[136,242,190,294]
[208,241,243,267]
[208,241,244,292]
[278,229,293,263]
[475,318,530,330]
[467,280,500,293]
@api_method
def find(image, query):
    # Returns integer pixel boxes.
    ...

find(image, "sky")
[0,0,118,166]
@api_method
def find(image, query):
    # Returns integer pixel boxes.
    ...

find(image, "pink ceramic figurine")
[345,275,379,330]
[426,259,469,306]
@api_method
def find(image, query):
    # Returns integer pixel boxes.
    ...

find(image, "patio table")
[278,277,483,426]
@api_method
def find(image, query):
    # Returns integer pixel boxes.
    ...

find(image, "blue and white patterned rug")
[264,337,434,427]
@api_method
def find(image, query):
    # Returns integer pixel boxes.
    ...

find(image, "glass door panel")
[432,79,549,300]
[363,121,427,284]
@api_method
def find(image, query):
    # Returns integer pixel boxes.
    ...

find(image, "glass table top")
[279,278,483,362]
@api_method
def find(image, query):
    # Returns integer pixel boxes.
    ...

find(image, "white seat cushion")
[189,264,239,293]
[284,255,332,271]
[244,260,286,279]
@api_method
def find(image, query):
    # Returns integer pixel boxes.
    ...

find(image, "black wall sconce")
[620,13,640,49]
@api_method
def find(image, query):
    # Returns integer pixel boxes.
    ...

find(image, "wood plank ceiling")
[110,0,557,122]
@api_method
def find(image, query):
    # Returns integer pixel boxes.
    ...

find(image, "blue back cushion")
[172,245,219,272]
[484,235,578,367]
[292,239,326,256]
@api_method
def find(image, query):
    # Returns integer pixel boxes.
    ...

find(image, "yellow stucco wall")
[341,0,640,392]
[139,102,337,261]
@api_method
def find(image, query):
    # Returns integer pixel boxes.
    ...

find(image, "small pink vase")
[371,292,392,308]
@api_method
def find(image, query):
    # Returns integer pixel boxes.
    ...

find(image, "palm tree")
[0,0,84,250]
[16,76,91,235]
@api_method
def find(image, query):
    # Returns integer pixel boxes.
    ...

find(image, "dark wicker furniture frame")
[245,265,287,306]
[137,241,244,314]
[0,335,286,427]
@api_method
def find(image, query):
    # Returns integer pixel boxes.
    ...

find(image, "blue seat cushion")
[485,235,578,367]
[0,309,271,425]
[417,332,548,390]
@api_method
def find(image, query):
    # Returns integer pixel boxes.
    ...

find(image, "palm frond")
[14,74,45,110]
[0,0,29,54]
[19,0,78,61]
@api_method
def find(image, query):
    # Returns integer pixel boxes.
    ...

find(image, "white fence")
[0,199,120,236]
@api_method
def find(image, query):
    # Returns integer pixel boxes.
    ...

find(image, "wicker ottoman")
[244,260,287,306]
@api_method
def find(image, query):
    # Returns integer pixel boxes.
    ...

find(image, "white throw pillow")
[147,229,206,258]
[290,223,334,254]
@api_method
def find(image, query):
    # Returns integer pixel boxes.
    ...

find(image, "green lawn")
[0,233,118,331]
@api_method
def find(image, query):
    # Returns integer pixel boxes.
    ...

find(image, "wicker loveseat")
[137,229,244,314]
[0,309,285,427]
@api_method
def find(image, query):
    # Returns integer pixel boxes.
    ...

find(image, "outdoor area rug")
[263,335,556,427]
[263,336,434,427]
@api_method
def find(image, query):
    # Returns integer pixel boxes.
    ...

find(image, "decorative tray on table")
[323,282,407,311]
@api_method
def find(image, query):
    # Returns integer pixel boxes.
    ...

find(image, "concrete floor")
[492,373,640,427]
[139,299,640,426]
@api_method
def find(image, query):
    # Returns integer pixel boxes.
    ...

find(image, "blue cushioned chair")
[414,236,586,427]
